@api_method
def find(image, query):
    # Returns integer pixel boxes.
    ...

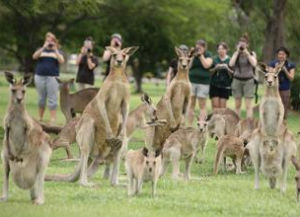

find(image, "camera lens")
[239,46,244,51]
[48,43,54,48]
[87,48,91,53]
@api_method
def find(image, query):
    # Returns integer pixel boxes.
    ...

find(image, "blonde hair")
[45,32,60,48]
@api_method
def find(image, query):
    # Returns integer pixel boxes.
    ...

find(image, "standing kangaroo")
[46,46,138,187]
[258,62,285,137]
[56,78,98,122]
[1,72,52,205]
[152,47,193,150]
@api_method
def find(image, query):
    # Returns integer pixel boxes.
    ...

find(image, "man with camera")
[229,33,257,118]
[102,33,123,79]
[76,37,98,90]
[33,32,64,123]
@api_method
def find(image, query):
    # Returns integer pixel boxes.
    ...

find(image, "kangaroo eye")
[296,177,299,181]
[153,161,156,165]
[22,90,26,94]
[146,161,149,165]
[11,89,16,93]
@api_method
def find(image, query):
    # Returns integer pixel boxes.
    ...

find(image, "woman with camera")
[188,39,213,124]
[229,33,257,118]
[269,47,295,120]
[102,33,123,79]
[32,32,64,123]
[76,37,98,90]
[209,42,233,110]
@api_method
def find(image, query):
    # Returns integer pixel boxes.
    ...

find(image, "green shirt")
[210,56,232,88]
[189,51,212,84]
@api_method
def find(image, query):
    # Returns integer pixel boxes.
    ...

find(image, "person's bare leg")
[198,98,207,121]
[234,97,242,117]
[188,96,196,126]
[39,107,45,121]
[50,110,57,124]
[220,98,227,109]
[245,98,253,119]
[211,97,219,111]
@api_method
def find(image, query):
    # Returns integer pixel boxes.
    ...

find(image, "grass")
[0,74,300,217]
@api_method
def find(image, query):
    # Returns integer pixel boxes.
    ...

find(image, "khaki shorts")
[191,83,210,98]
[231,78,255,98]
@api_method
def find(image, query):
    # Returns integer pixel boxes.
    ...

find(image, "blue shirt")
[35,49,62,76]
[269,60,296,91]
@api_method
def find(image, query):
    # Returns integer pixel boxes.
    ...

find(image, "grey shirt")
[233,53,255,79]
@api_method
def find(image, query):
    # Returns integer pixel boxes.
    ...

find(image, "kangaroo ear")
[22,73,32,86]
[142,147,148,157]
[175,47,183,57]
[123,46,139,56]
[155,149,161,157]
[257,62,268,73]
[4,71,15,85]
[291,156,300,171]
[141,93,151,105]
[188,47,196,57]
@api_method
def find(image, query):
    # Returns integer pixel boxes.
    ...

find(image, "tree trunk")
[132,58,143,93]
[262,0,287,62]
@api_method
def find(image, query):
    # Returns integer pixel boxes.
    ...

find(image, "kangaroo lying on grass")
[291,156,300,202]
[152,47,193,150]
[161,120,208,180]
[46,46,138,187]
[1,72,52,205]
[56,78,98,122]
[213,135,245,175]
[247,126,296,192]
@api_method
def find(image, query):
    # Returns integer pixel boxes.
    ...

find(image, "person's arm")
[87,56,96,70]
[199,55,213,69]
[245,50,257,67]
[102,50,111,62]
[55,49,65,64]
[166,67,174,86]
[32,41,48,60]
[283,67,295,81]
[76,47,86,65]
[229,51,239,67]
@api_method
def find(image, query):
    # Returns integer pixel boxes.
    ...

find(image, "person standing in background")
[102,33,123,79]
[188,39,213,124]
[229,33,257,118]
[76,37,98,90]
[166,44,189,86]
[209,42,232,109]
[269,47,295,120]
[32,32,64,123]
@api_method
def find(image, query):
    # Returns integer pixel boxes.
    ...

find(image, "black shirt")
[76,55,98,85]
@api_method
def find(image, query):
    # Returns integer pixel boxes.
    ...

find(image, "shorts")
[34,75,59,110]
[191,83,210,98]
[209,85,231,99]
[231,78,255,98]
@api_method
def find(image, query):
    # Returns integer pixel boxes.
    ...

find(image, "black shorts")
[209,85,231,99]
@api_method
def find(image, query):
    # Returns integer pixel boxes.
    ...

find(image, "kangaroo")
[56,78,98,122]
[213,135,245,175]
[152,47,193,150]
[126,147,161,197]
[46,46,138,187]
[125,117,165,197]
[1,72,52,205]
[258,62,285,137]
[247,126,297,192]
[291,156,300,202]
[207,108,240,140]
[161,120,208,180]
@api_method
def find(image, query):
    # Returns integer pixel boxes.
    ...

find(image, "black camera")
[48,43,54,49]
[239,46,245,51]
[87,48,92,53]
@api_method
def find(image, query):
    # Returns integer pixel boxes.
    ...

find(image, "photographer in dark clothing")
[102,33,123,79]
[76,37,98,90]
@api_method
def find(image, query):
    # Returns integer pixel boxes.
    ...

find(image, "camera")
[48,43,54,49]
[87,48,92,53]
[239,46,245,51]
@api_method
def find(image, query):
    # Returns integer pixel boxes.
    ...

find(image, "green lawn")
[0,74,299,217]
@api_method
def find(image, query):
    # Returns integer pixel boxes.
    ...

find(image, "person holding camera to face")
[32,32,64,123]
[102,33,123,79]
[188,39,213,125]
[229,33,257,118]
[76,37,98,90]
